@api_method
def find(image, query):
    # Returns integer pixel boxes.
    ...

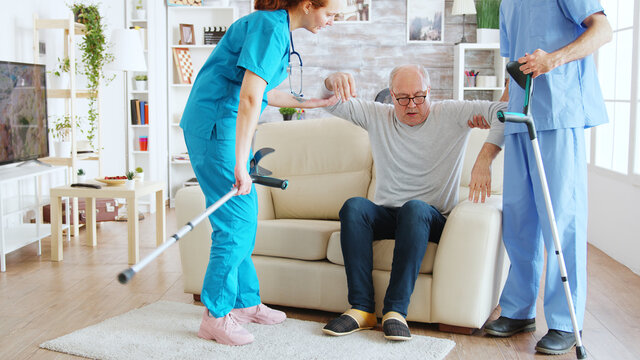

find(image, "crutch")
[497,61,586,359]
[117,147,288,285]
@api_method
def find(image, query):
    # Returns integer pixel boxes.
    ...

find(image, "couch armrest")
[257,185,275,220]
[431,196,509,329]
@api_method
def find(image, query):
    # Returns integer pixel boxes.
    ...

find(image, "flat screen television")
[0,61,49,166]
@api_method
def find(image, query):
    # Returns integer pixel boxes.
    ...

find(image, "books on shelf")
[130,99,150,125]
[172,153,190,161]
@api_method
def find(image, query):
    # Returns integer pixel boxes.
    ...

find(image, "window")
[593,0,638,181]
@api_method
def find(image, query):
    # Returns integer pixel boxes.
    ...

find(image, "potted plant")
[135,0,146,20]
[125,170,136,189]
[475,0,501,43]
[134,74,147,91]
[135,166,144,181]
[48,57,72,89]
[77,168,87,183]
[279,107,297,121]
[49,115,72,157]
[69,2,114,151]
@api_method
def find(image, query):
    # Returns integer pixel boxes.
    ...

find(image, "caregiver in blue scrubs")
[180,0,340,346]
[484,0,612,355]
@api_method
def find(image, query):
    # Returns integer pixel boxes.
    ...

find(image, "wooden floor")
[1,207,639,360]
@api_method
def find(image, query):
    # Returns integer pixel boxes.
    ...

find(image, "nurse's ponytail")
[254,0,327,10]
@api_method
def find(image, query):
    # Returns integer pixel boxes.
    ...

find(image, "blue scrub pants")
[339,197,446,317]
[500,128,587,332]
[184,128,261,318]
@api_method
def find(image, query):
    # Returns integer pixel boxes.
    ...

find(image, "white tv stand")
[0,164,69,272]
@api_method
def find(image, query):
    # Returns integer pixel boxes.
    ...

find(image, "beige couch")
[177,117,509,332]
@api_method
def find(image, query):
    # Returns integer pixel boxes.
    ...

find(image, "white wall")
[0,0,126,179]
[588,169,640,275]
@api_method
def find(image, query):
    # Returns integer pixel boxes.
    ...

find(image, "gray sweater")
[325,98,506,215]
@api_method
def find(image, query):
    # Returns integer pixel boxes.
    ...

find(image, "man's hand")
[469,162,492,203]
[468,143,501,203]
[467,114,490,129]
[324,72,357,102]
[518,49,561,78]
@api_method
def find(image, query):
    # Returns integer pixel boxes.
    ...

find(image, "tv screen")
[0,61,49,166]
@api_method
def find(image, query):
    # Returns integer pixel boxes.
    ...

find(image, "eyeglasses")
[394,95,427,106]
[288,30,304,102]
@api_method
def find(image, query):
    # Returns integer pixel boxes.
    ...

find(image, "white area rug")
[41,301,455,360]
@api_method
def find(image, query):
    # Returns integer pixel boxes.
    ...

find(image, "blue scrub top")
[180,10,290,140]
[500,0,608,135]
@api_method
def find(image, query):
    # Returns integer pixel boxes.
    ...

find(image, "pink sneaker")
[197,309,254,346]
[231,304,287,325]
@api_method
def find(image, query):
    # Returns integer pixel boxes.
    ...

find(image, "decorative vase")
[135,172,144,182]
[135,9,146,19]
[77,174,86,183]
[282,114,292,121]
[126,179,136,190]
[134,80,147,91]
[54,141,71,157]
[476,28,500,44]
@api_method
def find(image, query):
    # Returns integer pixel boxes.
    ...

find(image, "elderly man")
[320,64,507,340]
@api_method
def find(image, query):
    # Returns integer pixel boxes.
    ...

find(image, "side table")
[49,181,165,264]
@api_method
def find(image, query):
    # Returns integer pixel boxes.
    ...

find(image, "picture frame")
[407,0,444,43]
[172,47,194,84]
[179,24,195,45]
[334,0,371,23]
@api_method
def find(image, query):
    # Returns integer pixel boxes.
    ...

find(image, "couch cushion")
[326,232,437,274]
[254,117,372,220]
[255,219,341,260]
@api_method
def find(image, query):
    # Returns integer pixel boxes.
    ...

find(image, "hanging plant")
[68,2,114,151]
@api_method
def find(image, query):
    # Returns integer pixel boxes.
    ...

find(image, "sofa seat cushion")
[255,219,341,260]
[326,232,438,274]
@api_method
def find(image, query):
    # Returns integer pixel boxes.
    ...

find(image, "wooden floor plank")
[1,207,638,359]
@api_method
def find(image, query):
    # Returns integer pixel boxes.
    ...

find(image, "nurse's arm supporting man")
[234,73,338,195]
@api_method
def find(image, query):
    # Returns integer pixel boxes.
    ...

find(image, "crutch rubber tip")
[576,346,587,359]
[281,180,288,190]
[118,268,136,284]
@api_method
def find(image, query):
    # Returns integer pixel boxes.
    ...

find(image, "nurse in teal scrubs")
[180,0,340,346]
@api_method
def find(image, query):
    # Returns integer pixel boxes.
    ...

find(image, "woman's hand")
[234,164,253,195]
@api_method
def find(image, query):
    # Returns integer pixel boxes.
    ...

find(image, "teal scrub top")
[180,9,290,140]
[500,0,608,135]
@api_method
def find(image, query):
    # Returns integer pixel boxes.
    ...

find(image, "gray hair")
[388,64,431,92]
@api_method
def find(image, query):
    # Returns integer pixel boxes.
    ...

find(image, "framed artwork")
[172,47,194,84]
[334,0,371,22]
[179,24,195,45]
[167,0,201,6]
[407,0,444,43]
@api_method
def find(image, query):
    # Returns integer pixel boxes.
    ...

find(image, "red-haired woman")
[180,0,340,346]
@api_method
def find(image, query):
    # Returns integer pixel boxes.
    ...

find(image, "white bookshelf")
[453,43,506,101]
[166,5,236,207]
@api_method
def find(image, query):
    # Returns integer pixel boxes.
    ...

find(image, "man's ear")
[303,0,312,14]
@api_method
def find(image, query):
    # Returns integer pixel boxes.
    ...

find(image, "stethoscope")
[287,11,304,101]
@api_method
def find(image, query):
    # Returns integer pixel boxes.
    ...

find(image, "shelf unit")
[33,14,104,237]
[125,0,151,175]
[166,5,236,207]
[453,43,506,101]
[0,165,69,272]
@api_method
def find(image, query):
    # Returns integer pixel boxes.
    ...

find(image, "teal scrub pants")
[500,128,587,332]
[184,128,261,318]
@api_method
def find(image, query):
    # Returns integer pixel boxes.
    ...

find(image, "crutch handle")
[251,175,288,190]
[497,110,537,141]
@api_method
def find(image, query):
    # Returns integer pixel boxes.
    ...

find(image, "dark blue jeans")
[339,197,446,317]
